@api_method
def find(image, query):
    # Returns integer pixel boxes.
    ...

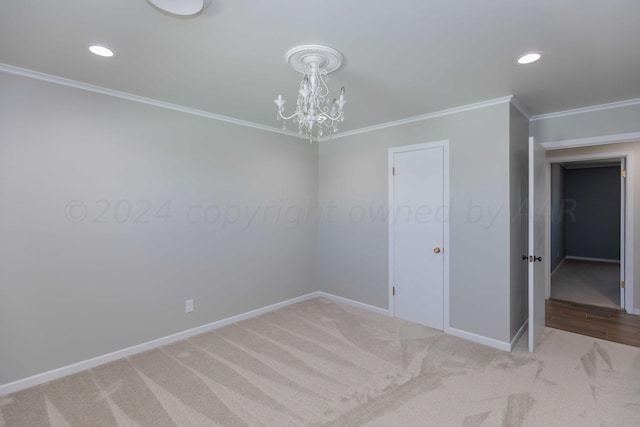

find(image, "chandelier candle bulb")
[274,45,347,142]
[330,102,338,118]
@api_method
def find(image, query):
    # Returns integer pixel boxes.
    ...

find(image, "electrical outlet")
[185,299,194,313]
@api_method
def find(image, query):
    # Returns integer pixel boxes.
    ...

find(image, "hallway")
[550,259,620,309]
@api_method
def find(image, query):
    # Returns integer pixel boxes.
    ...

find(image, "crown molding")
[0,63,530,142]
[531,98,640,122]
[510,96,531,119]
[0,63,300,139]
[319,96,514,142]
[5,62,640,143]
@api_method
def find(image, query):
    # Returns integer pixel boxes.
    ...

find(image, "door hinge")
[622,169,627,178]
[621,280,625,289]
[392,167,395,176]
[392,286,395,296]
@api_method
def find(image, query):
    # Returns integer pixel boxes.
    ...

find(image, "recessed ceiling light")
[516,52,543,65]
[88,45,114,57]
[146,0,210,16]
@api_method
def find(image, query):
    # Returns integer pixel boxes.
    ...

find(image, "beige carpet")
[1,297,639,426]
[551,259,621,309]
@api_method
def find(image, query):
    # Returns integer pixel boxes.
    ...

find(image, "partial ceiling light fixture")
[88,44,114,57]
[274,45,347,143]
[516,51,543,64]
[146,0,212,16]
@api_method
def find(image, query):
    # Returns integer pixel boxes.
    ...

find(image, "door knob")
[433,247,441,254]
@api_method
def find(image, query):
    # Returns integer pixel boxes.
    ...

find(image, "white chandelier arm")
[315,70,330,106]
[276,110,301,121]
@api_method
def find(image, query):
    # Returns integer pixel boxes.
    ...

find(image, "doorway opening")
[549,159,623,310]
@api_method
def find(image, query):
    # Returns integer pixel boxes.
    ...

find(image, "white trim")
[510,319,529,351]
[321,291,522,353]
[0,285,527,396]
[541,131,640,151]
[545,160,552,299]
[1,63,514,144]
[625,151,635,314]
[0,292,320,396]
[320,96,513,142]
[388,149,396,318]
[634,309,640,316]
[446,327,511,352]
[621,157,627,310]
[443,144,451,331]
[388,140,450,332]
[0,63,299,139]
[547,150,635,315]
[5,60,639,147]
[316,292,390,316]
[510,97,532,120]
[565,256,620,264]
[531,98,640,122]
[547,152,631,163]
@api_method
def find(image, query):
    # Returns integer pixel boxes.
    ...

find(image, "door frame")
[388,140,451,330]
[545,150,634,313]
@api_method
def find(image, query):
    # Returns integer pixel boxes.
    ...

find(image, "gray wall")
[318,102,514,343]
[564,167,620,260]
[508,105,529,340]
[550,164,566,271]
[0,72,318,385]
[531,103,640,143]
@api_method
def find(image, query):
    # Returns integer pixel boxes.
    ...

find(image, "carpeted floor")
[1,297,639,426]
[551,259,621,309]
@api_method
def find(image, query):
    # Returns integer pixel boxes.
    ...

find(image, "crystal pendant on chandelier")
[274,45,347,143]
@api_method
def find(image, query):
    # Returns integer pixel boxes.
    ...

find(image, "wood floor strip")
[546,299,640,347]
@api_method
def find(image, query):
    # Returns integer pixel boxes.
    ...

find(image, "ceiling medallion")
[146,0,212,16]
[274,45,347,142]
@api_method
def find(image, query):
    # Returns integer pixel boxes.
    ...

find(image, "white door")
[390,143,446,330]
[528,137,546,352]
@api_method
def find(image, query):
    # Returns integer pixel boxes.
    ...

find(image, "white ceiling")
[1,0,639,132]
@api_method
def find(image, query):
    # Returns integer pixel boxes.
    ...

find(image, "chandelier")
[274,45,347,142]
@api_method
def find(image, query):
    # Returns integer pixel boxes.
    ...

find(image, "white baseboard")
[319,293,519,352]
[565,256,620,264]
[509,319,529,351]
[317,291,390,316]
[0,290,522,396]
[0,292,320,397]
[445,327,511,352]
[633,308,640,316]
[320,292,518,352]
